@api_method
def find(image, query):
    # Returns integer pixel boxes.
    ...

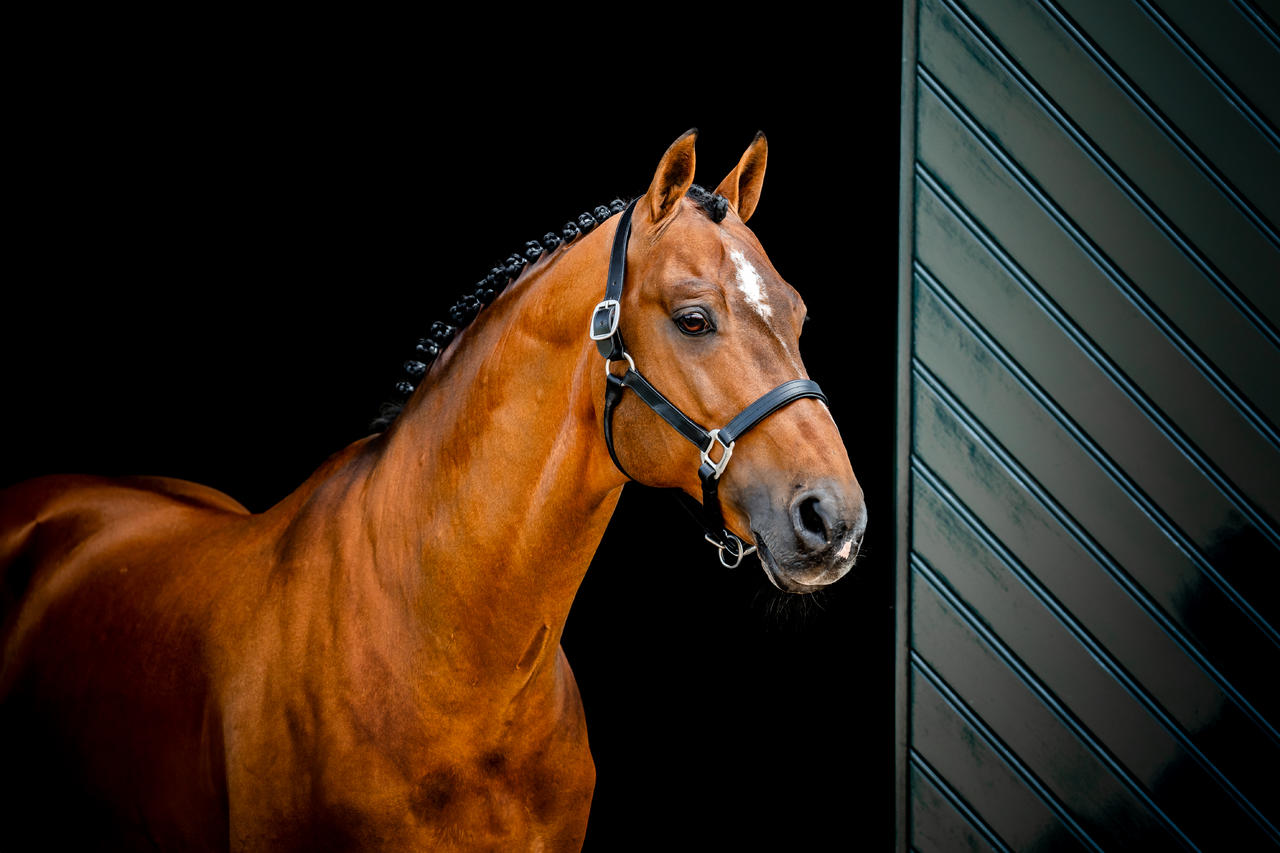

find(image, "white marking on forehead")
[723,236,805,372]
[729,248,772,321]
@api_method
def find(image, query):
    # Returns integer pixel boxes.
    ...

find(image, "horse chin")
[752,530,849,595]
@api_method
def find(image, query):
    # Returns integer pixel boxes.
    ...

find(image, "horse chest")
[399,738,594,851]
[226,643,594,850]
[385,669,595,843]
[242,746,591,851]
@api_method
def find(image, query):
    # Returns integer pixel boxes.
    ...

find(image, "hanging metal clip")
[705,530,757,569]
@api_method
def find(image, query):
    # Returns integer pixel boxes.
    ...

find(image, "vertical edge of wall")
[894,1,921,849]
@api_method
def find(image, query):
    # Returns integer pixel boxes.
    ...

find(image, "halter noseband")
[591,199,828,568]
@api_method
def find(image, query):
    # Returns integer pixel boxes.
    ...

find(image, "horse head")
[599,129,867,593]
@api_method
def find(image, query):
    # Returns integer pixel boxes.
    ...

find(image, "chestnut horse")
[0,130,865,851]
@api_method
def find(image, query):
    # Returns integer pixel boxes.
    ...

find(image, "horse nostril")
[791,492,834,549]
[798,496,827,539]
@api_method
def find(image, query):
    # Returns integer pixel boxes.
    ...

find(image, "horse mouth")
[752,529,827,595]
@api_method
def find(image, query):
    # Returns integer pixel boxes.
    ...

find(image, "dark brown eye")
[674,310,713,336]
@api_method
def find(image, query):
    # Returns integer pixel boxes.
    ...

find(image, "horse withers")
[0,130,865,851]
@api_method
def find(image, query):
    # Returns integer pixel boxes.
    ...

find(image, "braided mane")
[370,185,729,432]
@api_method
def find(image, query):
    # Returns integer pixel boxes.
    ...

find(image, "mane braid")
[368,197,630,431]
[369,185,732,432]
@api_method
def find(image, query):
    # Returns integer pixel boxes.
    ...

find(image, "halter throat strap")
[592,199,829,568]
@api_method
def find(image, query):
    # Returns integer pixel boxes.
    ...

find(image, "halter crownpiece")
[593,198,829,569]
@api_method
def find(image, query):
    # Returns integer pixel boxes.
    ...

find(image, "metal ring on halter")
[700,429,735,479]
[605,350,636,379]
[705,531,757,569]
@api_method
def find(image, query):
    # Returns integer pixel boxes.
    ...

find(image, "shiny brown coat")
[0,131,864,851]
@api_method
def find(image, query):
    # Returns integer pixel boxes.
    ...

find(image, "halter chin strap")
[591,199,829,568]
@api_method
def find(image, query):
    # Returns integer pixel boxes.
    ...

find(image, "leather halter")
[591,198,828,568]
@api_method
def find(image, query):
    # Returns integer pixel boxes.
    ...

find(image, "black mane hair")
[686,183,729,223]
[369,184,730,432]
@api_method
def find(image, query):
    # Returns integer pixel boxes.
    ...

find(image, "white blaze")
[730,249,771,320]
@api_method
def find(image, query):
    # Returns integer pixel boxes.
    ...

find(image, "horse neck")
[337,230,624,683]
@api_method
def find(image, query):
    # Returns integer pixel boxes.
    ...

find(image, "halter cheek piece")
[590,199,828,569]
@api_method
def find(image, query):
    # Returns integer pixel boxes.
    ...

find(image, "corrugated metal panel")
[896,0,1280,848]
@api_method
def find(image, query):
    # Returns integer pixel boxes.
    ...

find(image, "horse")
[0,129,866,851]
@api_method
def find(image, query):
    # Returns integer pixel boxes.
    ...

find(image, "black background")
[6,15,903,851]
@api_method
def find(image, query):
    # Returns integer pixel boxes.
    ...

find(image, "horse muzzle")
[746,479,866,594]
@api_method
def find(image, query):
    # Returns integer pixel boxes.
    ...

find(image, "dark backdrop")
[6,18,902,851]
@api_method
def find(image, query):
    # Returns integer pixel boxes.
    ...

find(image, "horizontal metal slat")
[911,569,1193,849]
[1248,0,1280,34]
[915,72,1280,526]
[1056,0,1280,227]
[913,467,1280,833]
[910,657,1095,850]
[913,269,1280,717]
[1145,0,1280,141]
[952,0,1280,327]
[912,174,1280,591]
[910,755,1009,853]
[902,1,1280,848]
[918,0,1280,425]
[911,381,1250,736]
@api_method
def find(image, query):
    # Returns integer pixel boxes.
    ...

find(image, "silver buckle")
[705,531,757,569]
[700,429,735,479]
[589,299,621,341]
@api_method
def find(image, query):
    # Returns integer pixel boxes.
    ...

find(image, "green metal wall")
[895,0,1280,848]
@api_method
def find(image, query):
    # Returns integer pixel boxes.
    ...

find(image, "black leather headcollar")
[591,198,828,568]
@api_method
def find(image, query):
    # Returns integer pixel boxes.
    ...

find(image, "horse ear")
[714,131,768,222]
[644,129,698,225]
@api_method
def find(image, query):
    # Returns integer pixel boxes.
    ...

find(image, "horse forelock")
[685,184,729,223]
[369,187,733,433]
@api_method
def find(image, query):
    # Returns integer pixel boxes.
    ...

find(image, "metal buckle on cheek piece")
[589,299,621,341]
[705,531,757,569]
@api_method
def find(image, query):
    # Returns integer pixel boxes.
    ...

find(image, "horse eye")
[674,310,713,336]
